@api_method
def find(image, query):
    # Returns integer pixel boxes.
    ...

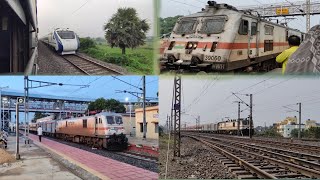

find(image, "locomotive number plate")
[204,55,222,62]
[212,64,226,70]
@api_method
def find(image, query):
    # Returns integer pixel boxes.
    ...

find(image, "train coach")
[160,1,304,72]
[43,28,80,55]
[184,118,254,136]
[0,0,38,74]
[29,112,128,151]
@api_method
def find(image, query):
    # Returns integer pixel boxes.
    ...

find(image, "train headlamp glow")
[188,43,193,49]
[193,43,198,49]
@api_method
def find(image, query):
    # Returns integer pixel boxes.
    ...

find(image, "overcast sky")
[159,76,320,127]
[0,76,158,122]
[161,0,320,33]
[38,0,154,38]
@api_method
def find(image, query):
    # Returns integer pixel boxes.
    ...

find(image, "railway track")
[115,151,158,164]
[184,133,320,179]
[62,54,123,75]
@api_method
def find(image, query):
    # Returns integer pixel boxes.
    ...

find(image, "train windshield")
[200,18,226,34]
[115,116,123,124]
[106,116,115,124]
[175,18,197,34]
[57,31,75,39]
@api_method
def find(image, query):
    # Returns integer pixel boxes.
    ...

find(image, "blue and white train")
[45,29,80,55]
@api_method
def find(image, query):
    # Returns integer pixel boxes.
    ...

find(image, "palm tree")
[103,8,150,55]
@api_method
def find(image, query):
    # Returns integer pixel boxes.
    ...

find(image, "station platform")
[0,135,81,180]
[127,137,159,157]
[26,133,158,180]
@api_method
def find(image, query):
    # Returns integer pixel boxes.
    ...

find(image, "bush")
[255,127,282,138]
[80,38,96,50]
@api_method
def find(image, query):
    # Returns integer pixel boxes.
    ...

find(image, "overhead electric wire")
[168,0,202,9]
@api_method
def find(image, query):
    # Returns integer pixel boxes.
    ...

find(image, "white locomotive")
[44,29,80,55]
[160,1,304,72]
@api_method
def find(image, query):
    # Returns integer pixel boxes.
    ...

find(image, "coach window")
[251,22,257,35]
[66,121,67,127]
[83,119,87,128]
[286,30,289,41]
[265,25,274,35]
[95,117,98,124]
[239,20,249,35]
[99,118,102,124]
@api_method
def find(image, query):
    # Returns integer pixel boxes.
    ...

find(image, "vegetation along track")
[184,133,320,179]
[62,54,123,75]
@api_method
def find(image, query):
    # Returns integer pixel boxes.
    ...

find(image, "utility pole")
[173,76,181,158]
[238,102,241,136]
[143,76,146,139]
[249,94,253,139]
[166,115,169,134]
[298,102,302,139]
[306,0,311,32]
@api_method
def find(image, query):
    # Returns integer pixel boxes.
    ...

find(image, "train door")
[94,117,98,135]
[0,10,11,72]
[248,18,259,59]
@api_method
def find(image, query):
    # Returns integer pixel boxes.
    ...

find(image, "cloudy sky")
[161,0,320,33]
[38,0,154,38]
[0,76,158,122]
[159,76,320,127]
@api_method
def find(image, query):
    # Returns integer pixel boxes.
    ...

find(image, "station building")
[135,106,159,140]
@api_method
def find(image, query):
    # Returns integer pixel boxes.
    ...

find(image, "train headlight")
[193,43,198,49]
[187,42,193,49]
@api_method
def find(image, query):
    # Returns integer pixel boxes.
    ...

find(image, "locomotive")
[185,118,254,136]
[160,1,304,72]
[29,112,128,151]
[43,28,80,55]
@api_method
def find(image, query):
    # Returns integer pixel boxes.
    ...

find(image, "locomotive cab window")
[175,18,197,35]
[199,17,226,34]
[239,20,249,35]
[251,22,258,35]
[83,119,87,128]
[106,116,114,124]
[95,117,98,124]
[264,40,274,52]
[265,25,274,35]
[115,116,123,124]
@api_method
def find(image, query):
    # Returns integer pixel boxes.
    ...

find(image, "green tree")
[32,112,47,123]
[80,38,96,50]
[159,15,183,36]
[106,99,126,113]
[88,98,125,113]
[103,8,150,55]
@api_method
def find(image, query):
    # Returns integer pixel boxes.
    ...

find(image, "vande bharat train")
[29,112,128,151]
[44,29,80,55]
[160,1,304,72]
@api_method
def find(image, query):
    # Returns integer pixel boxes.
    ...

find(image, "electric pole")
[298,102,302,139]
[238,102,241,136]
[143,76,146,139]
[249,94,253,139]
[306,0,311,32]
[173,76,181,158]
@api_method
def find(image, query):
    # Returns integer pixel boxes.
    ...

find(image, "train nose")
[61,39,78,52]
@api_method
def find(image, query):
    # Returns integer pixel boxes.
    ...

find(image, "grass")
[81,41,154,74]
